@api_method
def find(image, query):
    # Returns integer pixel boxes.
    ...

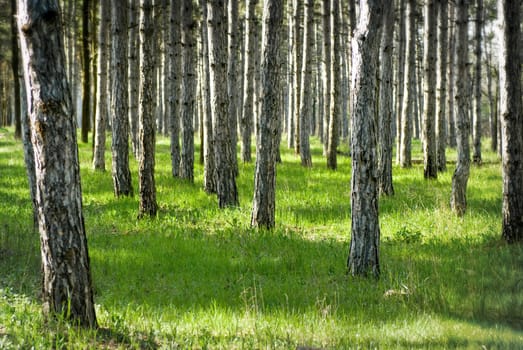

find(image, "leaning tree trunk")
[378,0,394,196]
[208,0,239,207]
[422,0,438,179]
[180,0,197,182]
[326,0,340,170]
[17,0,97,327]
[80,0,90,143]
[10,0,21,139]
[450,0,470,216]
[498,0,522,243]
[111,0,133,197]
[241,0,257,163]
[298,0,314,168]
[436,0,448,172]
[472,0,483,165]
[92,0,110,171]
[400,0,416,168]
[169,0,181,177]
[348,0,383,278]
[251,0,283,229]
[138,0,157,218]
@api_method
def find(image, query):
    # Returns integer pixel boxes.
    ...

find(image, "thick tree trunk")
[472,0,483,165]
[400,0,416,168]
[138,0,157,218]
[128,0,140,159]
[447,2,457,148]
[422,0,438,179]
[436,0,448,172]
[395,0,406,165]
[326,0,340,170]
[378,0,394,196]
[251,0,283,229]
[450,0,470,216]
[10,0,21,139]
[499,0,522,243]
[18,0,97,326]
[92,0,110,171]
[180,0,197,182]
[111,0,133,197]
[348,0,383,278]
[241,0,257,163]
[81,0,90,143]
[169,0,181,177]
[298,0,313,168]
[208,0,239,207]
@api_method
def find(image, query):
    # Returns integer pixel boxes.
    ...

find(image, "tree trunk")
[180,0,197,182]
[348,0,383,278]
[326,0,340,170]
[81,0,90,143]
[169,0,181,177]
[422,0,438,179]
[395,0,406,165]
[321,0,331,156]
[208,0,239,207]
[447,1,457,148]
[436,0,448,172]
[128,0,140,159]
[138,0,158,218]
[378,0,394,196]
[286,1,295,149]
[400,0,416,168]
[227,0,239,174]
[18,0,97,326]
[251,0,283,229]
[92,0,110,171]
[472,0,483,165]
[10,0,21,139]
[241,0,257,163]
[485,32,497,153]
[499,0,522,243]
[450,0,470,217]
[111,0,133,197]
[293,0,303,154]
[298,0,313,168]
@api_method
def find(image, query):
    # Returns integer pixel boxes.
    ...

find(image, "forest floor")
[0,127,522,349]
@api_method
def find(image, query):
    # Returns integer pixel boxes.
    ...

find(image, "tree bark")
[326,0,340,170]
[128,0,140,159]
[251,0,283,229]
[137,0,158,218]
[92,0,110,171]
[378,0,394,196]
[18,0,97,326]
[450,0,470,217]
[81,0,90,143]
[321,0,331,156]
[395,0,406,165]
[422,0,438,179]
[180,0,197,182]
[169,0,181,177]
[10,0,22,139]
[447,1,457,148]
[292,0,303,154]
[227,0,239,174]
[348,0,383,278]
[436,0,448,172]
[298,0,313,168]
[208,0,239,207]
[499,0,522,243]
[111,0,133,197]
[472,0,483,165]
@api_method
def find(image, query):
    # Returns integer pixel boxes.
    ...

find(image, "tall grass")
[0,128,522,349]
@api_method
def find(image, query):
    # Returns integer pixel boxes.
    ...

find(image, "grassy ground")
[0,127,522,349]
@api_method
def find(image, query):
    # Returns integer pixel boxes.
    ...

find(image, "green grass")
[0,127,522,349]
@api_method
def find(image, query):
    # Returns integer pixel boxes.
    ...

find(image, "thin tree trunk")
[348,0,383,279]
[81,0,90,143]
[321,0,331,156]
[169,0,181,177]
[129,0,140,159]
[499,0,522,243]
[472,0,483,165]
[447,1,456,148]
[138,0,158,218]
[286,0,295,149]
[293,0,303,154]
[450,0,470,216]
[208,0,239,207]
[436,0,448,172]
[18,0,97,326]
[422,0,438,179]
[111,0,133,197]
[251,0,283,229]
[396,0,406,165]
[10,0,21,140]
[326,0,340,170]
[92,0,110,171]
[485,30,497,152]
[227,0,239,175]
[180,0,197,181]
[298,0,313,168]
[378,0,394,196]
